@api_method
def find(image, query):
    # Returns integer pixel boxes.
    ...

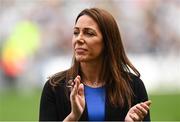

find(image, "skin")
[124,100,151,121]
[64,15,104,121]
[72,15,104,87]
[64,15,151,121]
[68,76,85,120]
[72,15,103,63]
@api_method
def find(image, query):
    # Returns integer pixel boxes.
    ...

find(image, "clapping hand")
[69,75,85,120]
[125,100,151,122]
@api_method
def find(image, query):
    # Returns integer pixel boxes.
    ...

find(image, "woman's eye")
[73,31,79,35]
[86,32,94,36]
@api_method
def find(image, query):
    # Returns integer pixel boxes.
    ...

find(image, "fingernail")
[77,75,81,79]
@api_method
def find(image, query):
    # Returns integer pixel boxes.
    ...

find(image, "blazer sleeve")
[131,75,151,121]
[39,81,58,121]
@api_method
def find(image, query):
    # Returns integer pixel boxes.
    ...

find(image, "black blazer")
[39,74,150,121]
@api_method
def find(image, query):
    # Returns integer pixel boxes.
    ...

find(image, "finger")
[74,76,81,94]
[70,82,77,100]
[72,76,79,94]
[78,83,84,97]
[70,76,81,99]
[75,76,80,86]
[76,75,81,81]
[129,113,139,121]
[70,80,75,91]
[75,75,81,84]
[144,100,152,106]
[137,104,148,114]
[140,102,150,111]
[134,106,144,120]
[136,105,148,119]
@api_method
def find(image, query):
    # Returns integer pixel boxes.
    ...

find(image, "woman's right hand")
[65,75,85,121]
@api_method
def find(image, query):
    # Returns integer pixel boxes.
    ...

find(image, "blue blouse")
[84,85,105,121]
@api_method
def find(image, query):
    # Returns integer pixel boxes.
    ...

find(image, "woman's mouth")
[75,48,87,54]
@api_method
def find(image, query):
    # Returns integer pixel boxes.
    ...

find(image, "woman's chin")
[75,56,88,62]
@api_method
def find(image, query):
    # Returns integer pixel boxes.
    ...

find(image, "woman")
[39,8,151,121]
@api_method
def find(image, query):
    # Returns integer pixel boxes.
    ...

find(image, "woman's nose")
[76,34,85,43]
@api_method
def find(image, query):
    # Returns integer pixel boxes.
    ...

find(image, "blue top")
[84,85,105,121]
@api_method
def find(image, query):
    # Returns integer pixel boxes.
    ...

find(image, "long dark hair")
[49,8,140,108]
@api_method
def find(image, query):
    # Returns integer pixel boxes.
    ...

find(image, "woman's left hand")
[125,100,151,122]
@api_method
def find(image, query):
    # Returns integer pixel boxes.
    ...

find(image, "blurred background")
[0,0,180,121]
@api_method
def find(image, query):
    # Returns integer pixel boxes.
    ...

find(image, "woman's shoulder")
[40,70,70,108]
[127,73,146,89]
[43,70,68,91]
[128,73,149,103]
[50,70,67,84]
[128,73,142,83]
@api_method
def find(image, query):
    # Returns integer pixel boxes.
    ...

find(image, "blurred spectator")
[1,20,40,87]
[0,0,180,91]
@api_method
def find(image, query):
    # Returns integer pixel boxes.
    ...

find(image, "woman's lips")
[75,48,87,54]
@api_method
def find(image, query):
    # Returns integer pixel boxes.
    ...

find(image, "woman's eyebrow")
[73,27,79,30]
[74,27,97,33]
[84,27,96,32]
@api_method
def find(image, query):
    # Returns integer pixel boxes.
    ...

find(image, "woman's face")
[72,15,103,62]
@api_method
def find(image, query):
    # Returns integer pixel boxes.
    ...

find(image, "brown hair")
[49,8,140,108]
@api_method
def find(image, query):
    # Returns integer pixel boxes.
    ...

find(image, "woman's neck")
[80,60,103,87]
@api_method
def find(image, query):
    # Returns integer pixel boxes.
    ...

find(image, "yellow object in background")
[2,21,40,76]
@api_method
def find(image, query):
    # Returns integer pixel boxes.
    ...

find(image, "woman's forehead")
[76,15,97,26]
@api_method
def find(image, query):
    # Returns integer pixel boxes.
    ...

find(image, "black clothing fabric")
[39,74,150,121]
